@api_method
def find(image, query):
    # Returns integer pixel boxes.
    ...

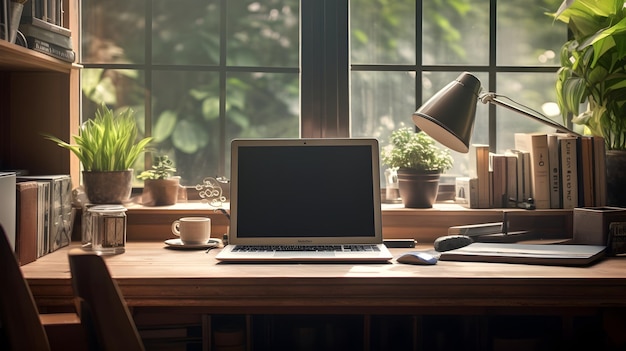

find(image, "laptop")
[215,138,393,263]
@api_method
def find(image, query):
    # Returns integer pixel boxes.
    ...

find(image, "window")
[81,0,566,187]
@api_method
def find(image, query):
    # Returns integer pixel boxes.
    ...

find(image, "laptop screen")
[229,138,382,245]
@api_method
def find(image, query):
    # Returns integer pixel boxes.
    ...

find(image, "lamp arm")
[479,92,581,136]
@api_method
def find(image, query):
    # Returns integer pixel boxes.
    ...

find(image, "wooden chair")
[0,225,51,351]
[68,249,145,351]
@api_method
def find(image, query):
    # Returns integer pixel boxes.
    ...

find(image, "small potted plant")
[137,155,180,206]
[381,126,453,208]
[45,104,152,204]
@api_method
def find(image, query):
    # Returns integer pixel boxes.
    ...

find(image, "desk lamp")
[411,72,581,153]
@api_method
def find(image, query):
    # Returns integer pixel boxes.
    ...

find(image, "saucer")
[164,238,220,250]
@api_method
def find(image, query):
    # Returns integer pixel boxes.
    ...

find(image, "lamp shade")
[412,72,481,153]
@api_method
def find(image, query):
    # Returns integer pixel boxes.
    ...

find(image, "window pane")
[150,70,221,186]
[495,72,562,152]
[226,0,299,67]
[350,0,416,65]
[351,71,415,141]
[496,0,565,66]
[422,0,489,66]
[152,0,220,65]
[82,0,146,64]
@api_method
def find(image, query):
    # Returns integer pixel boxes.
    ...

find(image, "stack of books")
[456,133,607,210]
[18,0,75,62]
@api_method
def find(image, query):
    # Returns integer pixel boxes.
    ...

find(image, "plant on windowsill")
[45,104,153,204]
[137,155,181,206]
[549,0,626,206]
[381,126,453,208]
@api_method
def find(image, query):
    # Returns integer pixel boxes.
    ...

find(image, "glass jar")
[82,205,127,255]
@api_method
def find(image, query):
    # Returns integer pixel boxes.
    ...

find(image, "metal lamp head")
[412,72,482,153]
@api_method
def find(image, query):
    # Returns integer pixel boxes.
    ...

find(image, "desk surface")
[21,242,626,314]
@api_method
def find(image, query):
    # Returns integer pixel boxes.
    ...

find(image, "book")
[507,149,531,205]
[16,181,39,265]
[577,136,594,207]
[20,13,70,37]
[470,144,491,208]
[455,176,478,208]
[489,153,507,208]
[1,0,8,42]
[24,36,75,62]
[546,134,562,208]
[504,154,518,208]
[514,133,551,209]
[439,243,606,266]
[558,135,578,209]
[19,23,72,49]
[592,136,606,206]
[18,175,73,253]
[34,181,50,257]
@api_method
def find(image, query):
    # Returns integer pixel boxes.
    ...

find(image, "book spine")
[592,136,606,206]
[558,136,578,209]
[489,153,507,208]
[547,134,561,208]
[472,144,491,208]
[577,136,595,207]
[505,154,518,208]
[514,133,551,209]
[16,182,39,265]
[25,36,75,62]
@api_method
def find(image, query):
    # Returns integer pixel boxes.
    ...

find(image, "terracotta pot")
[142,177,180,206]
[397,168,440,208]
[82,170,133,204]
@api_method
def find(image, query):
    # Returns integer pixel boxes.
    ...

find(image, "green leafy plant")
[137,155,177,180]
[45,104,153,171]
[549,0,626,150]
[381,126,453,172]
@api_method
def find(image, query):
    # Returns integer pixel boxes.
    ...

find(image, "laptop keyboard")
[232,245,381,253]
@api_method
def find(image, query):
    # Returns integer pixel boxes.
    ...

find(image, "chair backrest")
[0,225,51,351]
[68,249,145,351]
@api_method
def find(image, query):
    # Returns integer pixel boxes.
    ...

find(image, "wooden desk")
[21,242,626,350]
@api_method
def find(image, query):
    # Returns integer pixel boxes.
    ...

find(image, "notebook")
[215,138,393,263]
[439,243,606,266]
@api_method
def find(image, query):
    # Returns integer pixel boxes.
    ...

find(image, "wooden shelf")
[0,39,77,74]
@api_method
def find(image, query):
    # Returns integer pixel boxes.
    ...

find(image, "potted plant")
[45,104,152,204]
[550,0,626,205]
[381,126,453,208]
[137,155,180,206]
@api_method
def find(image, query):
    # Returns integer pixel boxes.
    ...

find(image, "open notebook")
[216,138,393,263]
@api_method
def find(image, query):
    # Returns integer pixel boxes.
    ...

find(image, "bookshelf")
[0,0,79,183]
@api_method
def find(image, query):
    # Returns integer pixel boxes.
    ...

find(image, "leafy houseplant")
[551,0,626,149]
[382,126,453,208]
[137,155,181,206]
[550,0,626,206]
[45,104,152,203]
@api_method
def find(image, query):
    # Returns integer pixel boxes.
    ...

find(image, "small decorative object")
[381,126,453,208]
[137,155,180,206]
[8,0,26,44]
[195,176,228,207]
[45,104,152,204]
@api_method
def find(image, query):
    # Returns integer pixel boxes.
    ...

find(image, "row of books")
[456,133,606,209]
[15,174,74,266]
[18,0,75,62]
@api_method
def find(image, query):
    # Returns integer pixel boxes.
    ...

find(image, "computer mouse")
[397,251,438,265]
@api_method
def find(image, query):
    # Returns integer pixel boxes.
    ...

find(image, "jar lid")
[87,205,128,213]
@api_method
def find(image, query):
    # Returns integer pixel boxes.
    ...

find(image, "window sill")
[118,201,573,243]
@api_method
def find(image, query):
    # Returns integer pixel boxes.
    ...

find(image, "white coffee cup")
[171,217,211,245]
